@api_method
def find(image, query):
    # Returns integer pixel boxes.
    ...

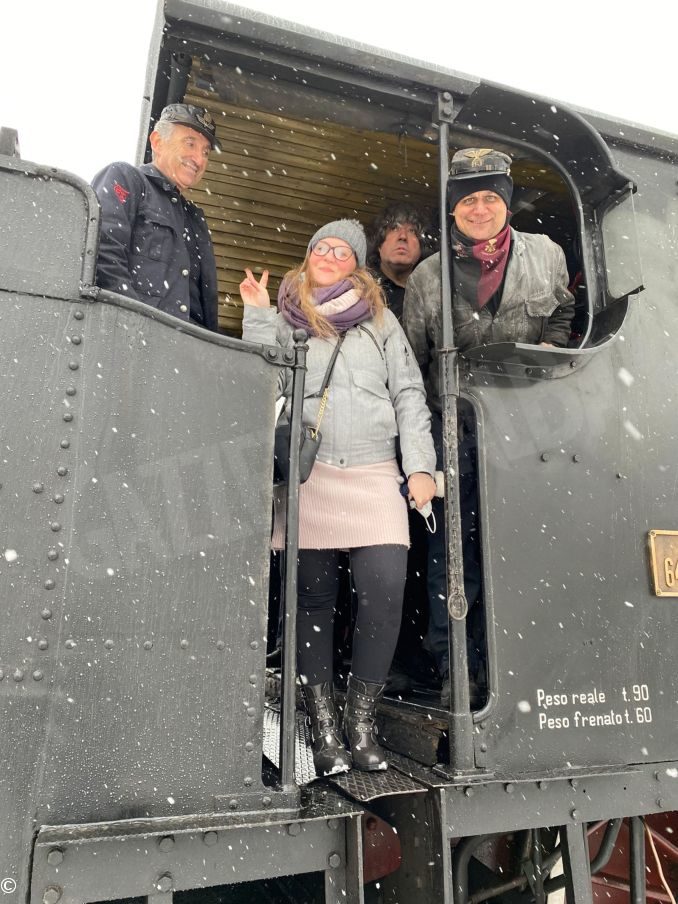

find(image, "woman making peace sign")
[241,219,435,775]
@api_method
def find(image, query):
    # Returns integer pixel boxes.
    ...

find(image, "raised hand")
[240,268,271,307]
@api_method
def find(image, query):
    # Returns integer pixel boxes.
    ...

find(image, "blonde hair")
[283,254,386,338]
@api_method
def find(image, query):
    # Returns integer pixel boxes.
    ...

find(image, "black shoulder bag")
[273,332,346,485]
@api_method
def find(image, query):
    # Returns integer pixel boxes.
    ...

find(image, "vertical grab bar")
[279,329,308,792]
[436,94,474,771]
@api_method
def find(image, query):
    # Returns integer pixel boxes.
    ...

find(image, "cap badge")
[196,110,214,129]
[464,148,495,168]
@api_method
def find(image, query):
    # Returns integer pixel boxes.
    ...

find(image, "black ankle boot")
[343,675,388,771]
[302,683,352,776]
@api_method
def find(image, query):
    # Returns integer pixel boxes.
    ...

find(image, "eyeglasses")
[311,241,355,262]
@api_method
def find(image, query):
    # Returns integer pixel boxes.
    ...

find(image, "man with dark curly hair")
[367,203,435,322]
[367,203,438,697]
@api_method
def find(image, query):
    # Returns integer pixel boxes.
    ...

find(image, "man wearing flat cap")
[403,147,575,705]
[92,104,221,332]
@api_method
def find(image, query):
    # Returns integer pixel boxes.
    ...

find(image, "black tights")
[296,545,407,686]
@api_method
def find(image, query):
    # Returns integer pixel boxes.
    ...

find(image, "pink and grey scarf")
[278,278,371,336]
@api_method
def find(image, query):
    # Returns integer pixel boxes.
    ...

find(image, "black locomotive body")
[1,2,678,902]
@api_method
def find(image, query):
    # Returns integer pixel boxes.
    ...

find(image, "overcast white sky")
[2,0,674,181]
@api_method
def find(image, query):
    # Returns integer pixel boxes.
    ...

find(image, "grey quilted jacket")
[243,306,435,478]
[403,229,575,411]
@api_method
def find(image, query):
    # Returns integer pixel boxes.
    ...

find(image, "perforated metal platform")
[331,765,428,800]
[263,705,318,785]
[263,705,429,801]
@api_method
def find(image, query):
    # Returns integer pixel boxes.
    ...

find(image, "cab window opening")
[178,65,588,343]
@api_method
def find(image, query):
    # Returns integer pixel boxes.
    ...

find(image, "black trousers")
[296,545,408,686]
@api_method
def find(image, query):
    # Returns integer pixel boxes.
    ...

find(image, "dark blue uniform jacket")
[91,162,219,332]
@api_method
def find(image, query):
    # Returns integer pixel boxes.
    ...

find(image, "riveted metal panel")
[466,344,674,770]
[0,157,98,298]
[30,811,361,904]
[439,763,678,837]
[0,290,280,898]
[464,144,678,775]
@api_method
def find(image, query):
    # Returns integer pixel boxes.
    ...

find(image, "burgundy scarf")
[277,277,371,336]
[451,222,511,309]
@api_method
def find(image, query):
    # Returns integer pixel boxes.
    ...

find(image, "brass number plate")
[648,530,678,597]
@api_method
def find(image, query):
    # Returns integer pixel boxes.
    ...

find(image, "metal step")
[263,705,317,786]
[263,705,429,802]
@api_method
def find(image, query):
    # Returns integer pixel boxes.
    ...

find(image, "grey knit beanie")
[308,219,367,267]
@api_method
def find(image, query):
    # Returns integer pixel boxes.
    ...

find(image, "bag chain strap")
[310,332,346,439]
[311,388,329,439]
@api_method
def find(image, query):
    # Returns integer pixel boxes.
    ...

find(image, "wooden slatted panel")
[183,71,439,335]
[182,68,571,335]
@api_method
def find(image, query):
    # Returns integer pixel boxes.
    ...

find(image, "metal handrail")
[279,330,308,792]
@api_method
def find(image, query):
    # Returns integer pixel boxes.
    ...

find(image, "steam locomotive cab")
[1,2,678,902]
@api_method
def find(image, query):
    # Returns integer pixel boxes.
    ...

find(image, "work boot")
[302,683,352,776]
[343,675,388,771]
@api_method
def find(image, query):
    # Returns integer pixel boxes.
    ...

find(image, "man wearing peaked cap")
[448,146,512,174]
[157,103,221,150]
[402,147,575,706]
[91,103,220,332]
[404,147,573,366]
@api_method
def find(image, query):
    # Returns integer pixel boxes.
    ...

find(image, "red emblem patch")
[113,181,130,203]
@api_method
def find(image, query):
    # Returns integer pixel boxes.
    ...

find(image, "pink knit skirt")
[271,459,409,550]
